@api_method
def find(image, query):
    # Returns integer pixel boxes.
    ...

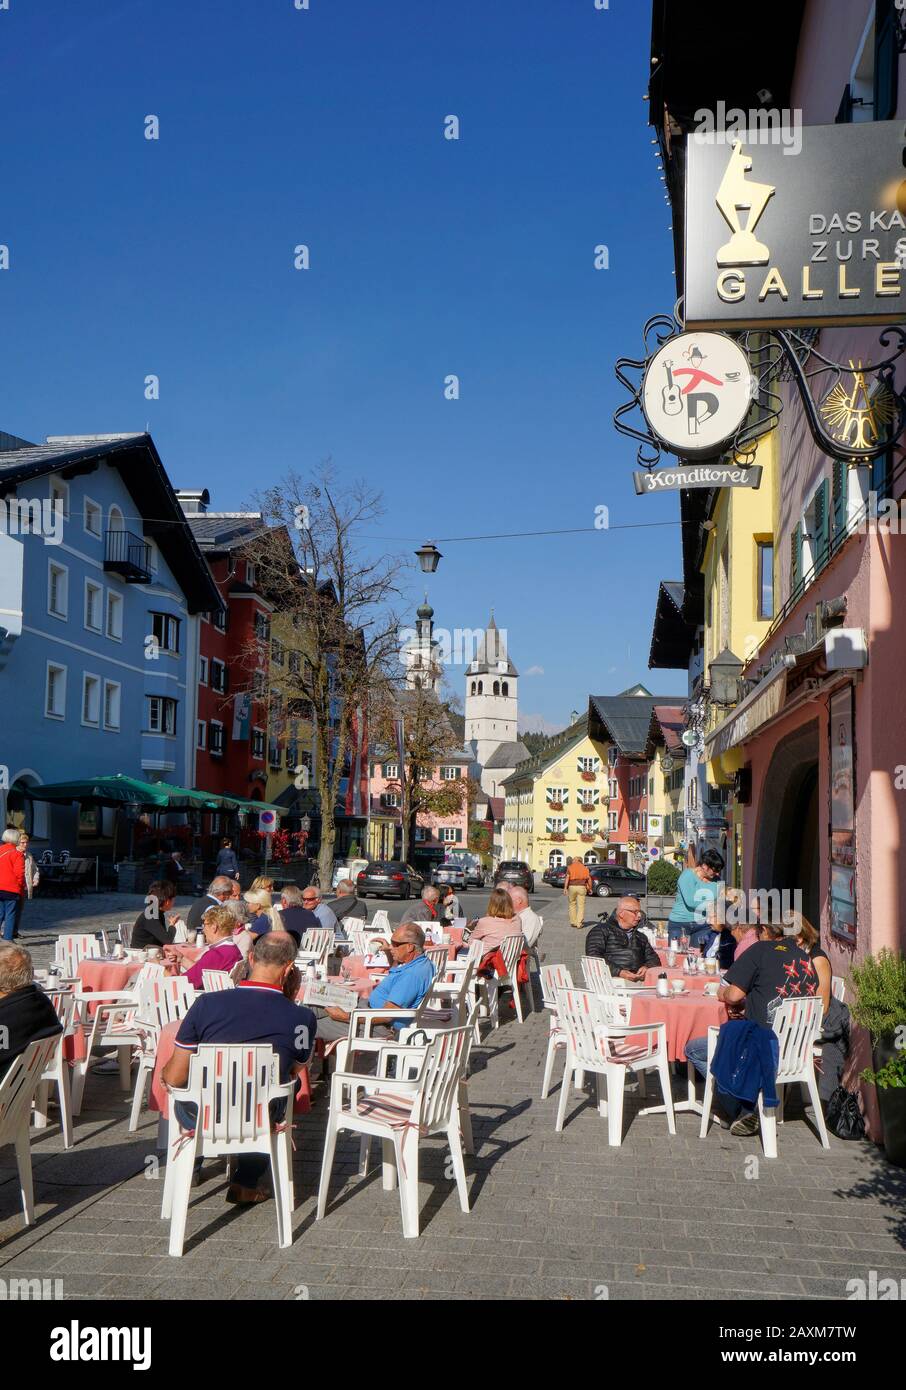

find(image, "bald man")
[585,896,660,980]
[506,884,542,949]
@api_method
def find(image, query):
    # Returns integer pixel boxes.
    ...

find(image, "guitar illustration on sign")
[661,359,683,416]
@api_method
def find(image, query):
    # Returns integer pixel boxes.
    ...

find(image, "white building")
[464,614,529,820]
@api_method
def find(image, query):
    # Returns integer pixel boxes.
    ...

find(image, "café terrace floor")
[1,893,905,1301]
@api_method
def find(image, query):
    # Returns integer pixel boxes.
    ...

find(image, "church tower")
[402,595,441,693]
[464,613,519,768]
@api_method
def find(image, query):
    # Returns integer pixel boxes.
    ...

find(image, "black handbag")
[825,1086,865,1140]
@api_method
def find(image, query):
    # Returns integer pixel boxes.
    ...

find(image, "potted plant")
[550,831,566,843]
[547,799,563,811]
[580,770,596,783]
[851,948,906,1167]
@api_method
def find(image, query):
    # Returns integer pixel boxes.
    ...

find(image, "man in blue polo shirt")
[315,922,435,1042]
[162,931,316,1206]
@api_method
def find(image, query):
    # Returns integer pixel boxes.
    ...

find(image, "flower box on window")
[580,770,596,783]
[580,833,595,843]
[550,831,566,843]
[547,799,563,811]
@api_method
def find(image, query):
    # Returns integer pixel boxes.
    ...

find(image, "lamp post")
[415,541,442,574]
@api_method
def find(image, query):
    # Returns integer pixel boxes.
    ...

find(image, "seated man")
[419,885,440,921]
[585,896,660,980]
[301,885,339,934]
[330,878,360,925]
[161,932,316,1205]
[315,922,435,1042]
[685,919,819,1135]
[0,944,63,1079]
[186,875,235,936]
[131,879,178,951]
[183,906,244,989]
[506,884,542,949]
[274,885,320,948]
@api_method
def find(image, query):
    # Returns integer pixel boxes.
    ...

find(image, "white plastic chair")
[540,964,574,1099]
[368,909,391,935]
[345,925,369,957]
[0,1036,61,1228]
[580,955,618,996]
[161,1044,296,1256]
[831,975,846,1003]
[495,934,531,1022]
[53,933,103,978]
[33,991,76,1149]
[317,1026,472,1237]
[117,921,135,950]
[202,969,236,992]
[70,961,167,1114]
[424,944,449,978]
[128,976,199,1132]
[699,997,829,1157]
[444,938,496,1040]
[555,986,675,1147]
[300,927,334,967]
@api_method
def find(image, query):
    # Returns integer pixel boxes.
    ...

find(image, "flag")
[394,716,405,773]
[232,692,251,740]
[345,705,368,817]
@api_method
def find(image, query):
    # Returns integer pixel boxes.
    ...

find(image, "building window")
[288,650,301,676]
[382,793,400,808]
[147,696,177,736]
[254,611,270,642]
[45,663,66,719]
[196,720,207,751]
[48,561,68,619]
[199,655,209,685]
[150,612,180,655]
[608,811,617,831]
[383,762,398,779]
[106,591,123,641]
[83,497,102,537]
[209,721,225,756]
[108,504,124,533]
[577,817,599,834]
[545,817,568,834]
[502,682,508,696]
[477,681,483,695]
[211,659,228,694]
[439,826,462,843]
[440,765,461,780]
[271,638,284,667]
[609,778,618,800]
[756,540,774,620]
[49,477,69,521]
[269,737,282,768]
[103,680,121,731]
[252,670,266,697]
[246,561,256,585]
[251,727,266,759]
[577,755,601,774]
[81,673,100,727]
[83,580,103,633]
[546,786,569,805]
[212,607,228,632]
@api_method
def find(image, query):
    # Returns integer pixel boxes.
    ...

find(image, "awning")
[24,774,277,815]
[704,658,794,760]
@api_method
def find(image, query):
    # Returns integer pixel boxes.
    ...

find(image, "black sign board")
[685,120,906,329]
[633,463,763,494]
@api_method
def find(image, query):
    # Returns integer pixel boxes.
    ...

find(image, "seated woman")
[438,883,462,924]
[222,898,255,959]
[131,879,178,950]
[244,888,281,938]
[183,906,243,989]
[789,910,849,1103]
[469,888,526,966]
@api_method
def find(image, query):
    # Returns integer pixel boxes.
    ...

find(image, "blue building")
[0,432,222,852]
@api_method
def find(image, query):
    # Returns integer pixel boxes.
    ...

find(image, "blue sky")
[1,0,687,728]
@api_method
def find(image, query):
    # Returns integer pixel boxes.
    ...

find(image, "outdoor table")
[149,1019,313,1119]
[341,954,388,983]
[626,991,728,1121]
[446,926,467,960]
[76,958,143,1015]
[643,965,715,991]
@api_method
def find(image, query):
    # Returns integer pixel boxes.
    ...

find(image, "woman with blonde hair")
[250,875,275,894]
[244,887,282,938]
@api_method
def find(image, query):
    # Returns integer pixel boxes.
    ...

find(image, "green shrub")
[647,860,681,895]
[850,948,906,1041]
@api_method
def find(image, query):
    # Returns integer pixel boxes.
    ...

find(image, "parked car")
[542,864,567,888]
[588,863,648,898]
[494,860,535,894]
[431,861,467,890]
[357,860,424,900]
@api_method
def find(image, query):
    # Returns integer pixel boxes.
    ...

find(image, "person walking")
[12,833,40,939]
[215,837,240,881]
[563,856,593,929]
[0,830,26,943]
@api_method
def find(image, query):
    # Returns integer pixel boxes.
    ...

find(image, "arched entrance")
[752,721,820,925]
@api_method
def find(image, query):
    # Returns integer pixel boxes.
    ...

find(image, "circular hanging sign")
[642,332,753,457]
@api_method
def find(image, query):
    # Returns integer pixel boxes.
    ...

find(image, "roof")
[467,614,518,677]
[498,715,590,787]
[487,796,505,822]
[588,692,684,758]
[181,511,272,551]
[649,704,687,757]
[649,581,698,670]
[0,433,222,614]
[483,739,530,769]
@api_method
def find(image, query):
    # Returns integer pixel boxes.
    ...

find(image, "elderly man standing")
[186,875,235,936]
[506,884,542,949]
[0,944,63,1079]
[314,922,435,1043]
[585,897,660,980]
[0,829,26,943]
[301,884,339,934]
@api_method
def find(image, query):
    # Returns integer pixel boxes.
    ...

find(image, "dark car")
[542,864,567,888]
[588,863,648,899]
[431,861,466,890]
[494,860,535,894]
[357,861,424,900]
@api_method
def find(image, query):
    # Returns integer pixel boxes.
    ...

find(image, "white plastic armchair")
[581,954,619,996]
[0,1036,61,1228]
[53,933,103,979]
[539,964,574,1100]
[299,927,334,967]
[129,976,199,1132]
[33,991,77,1148]
[202,969,236,992]
[70,962,167,1114]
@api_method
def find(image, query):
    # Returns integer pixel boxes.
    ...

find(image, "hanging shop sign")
[641,332,755,456]
[685,121,906,329]
[633,461,762,494]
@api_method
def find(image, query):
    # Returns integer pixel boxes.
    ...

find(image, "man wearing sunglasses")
[314,922,435,1042]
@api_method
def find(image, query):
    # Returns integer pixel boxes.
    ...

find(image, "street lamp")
[709,648,744,706]
[415,541,442,574]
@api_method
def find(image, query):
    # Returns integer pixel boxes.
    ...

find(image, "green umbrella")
[25,774,172,809]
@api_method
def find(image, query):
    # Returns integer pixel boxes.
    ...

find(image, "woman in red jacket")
[0,829,26,942]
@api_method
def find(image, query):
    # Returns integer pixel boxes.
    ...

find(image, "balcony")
[104,529,152,583]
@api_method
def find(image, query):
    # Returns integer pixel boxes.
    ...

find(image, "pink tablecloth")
[149,1019,313,1118]
[629,992,727,1062]
[643,966,715,991]
[76,959,143,1015]
[446,926,467,960]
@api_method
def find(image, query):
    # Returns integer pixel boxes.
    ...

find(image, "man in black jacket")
[585,897,660,980]
[0,944,63,1080]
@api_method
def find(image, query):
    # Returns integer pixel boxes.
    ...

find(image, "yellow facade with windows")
[264,611,316,809]
[500,722,611,875]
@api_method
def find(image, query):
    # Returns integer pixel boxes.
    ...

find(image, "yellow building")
[264,611,316,814]
[500,716,611,875]
[646,705,687,864]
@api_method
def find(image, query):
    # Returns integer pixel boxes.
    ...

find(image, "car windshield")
[368,862,401,872]
[499,863,524,870]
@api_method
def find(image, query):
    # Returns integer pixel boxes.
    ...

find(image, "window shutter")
[874,0,899,122]
[815,479,830,571]
[790,523,802,595]
[832,459,847,542]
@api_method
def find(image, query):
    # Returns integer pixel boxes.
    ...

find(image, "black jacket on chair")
[585,916,660,976]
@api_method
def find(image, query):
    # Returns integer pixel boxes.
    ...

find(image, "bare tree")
[244,464,405,888]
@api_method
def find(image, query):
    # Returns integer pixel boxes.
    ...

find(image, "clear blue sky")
[1,0,687,728]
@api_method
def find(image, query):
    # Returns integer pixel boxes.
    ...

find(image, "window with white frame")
[252,670,266,698]
[209,721,225,756]
[211,659,227,694]
[147,695,177,736]
[84,580,103,633]
[546,785,569,804]
[199,655,209,685]
[549,851,564,867]
[440,765,461,780]
[196,720,207,751]
[106,590,123,641]
[81,673,100,727]
[251,727,266,759]
[145,538,158,572]
[150,611,180,655]
[545,816,568,834]
[577,788,600,808]
[609,778,618,799]
[271,638,284,667]
[45,662,67,719]
[49,477,69,521]
[577,816,599,834]
[48,560,68,619]
[246,562,257,586]
[83,497,102,537]
[439,826,462,843]
[382,792,400,808]
[383,762,398,778]
[108,504,124,533]
[608,811,618,831]
[104,680,121,730]
[577,755,601,773]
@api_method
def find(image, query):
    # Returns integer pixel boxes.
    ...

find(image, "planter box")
[873,1038,906,1167]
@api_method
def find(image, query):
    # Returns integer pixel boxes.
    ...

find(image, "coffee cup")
[670,978,684,994]
[704,981,719,997]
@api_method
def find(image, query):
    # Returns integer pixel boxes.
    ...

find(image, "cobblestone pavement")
[1,892,905,1301]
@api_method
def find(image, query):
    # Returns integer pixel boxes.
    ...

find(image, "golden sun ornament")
[819,361,896,451]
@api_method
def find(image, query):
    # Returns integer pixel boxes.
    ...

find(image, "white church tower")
[465,614,519,767]
[402,595,441,693]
